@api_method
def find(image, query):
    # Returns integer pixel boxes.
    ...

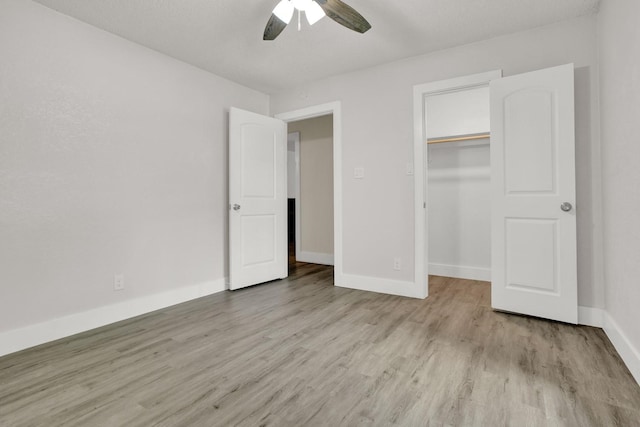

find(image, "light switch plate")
[406,162,414,175]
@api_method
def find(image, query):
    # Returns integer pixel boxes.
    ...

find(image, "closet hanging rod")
[427,133,490,145]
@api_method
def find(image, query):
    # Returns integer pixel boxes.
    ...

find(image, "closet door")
[490,64,577,324]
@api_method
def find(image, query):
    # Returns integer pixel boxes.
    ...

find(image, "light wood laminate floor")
[1,263,639,426]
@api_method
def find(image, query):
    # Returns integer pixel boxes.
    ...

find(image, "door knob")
[560,202,573,212]
[233,204,241,211]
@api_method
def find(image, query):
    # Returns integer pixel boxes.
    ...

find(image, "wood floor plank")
[1,265,639,426]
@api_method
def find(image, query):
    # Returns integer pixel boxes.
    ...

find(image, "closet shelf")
[427,133,490,145]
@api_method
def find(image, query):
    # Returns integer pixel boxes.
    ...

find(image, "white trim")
[413,83,427,299]
[275,102,343,286]
[429,263,491,281]
[338,274,423,299]
[298,251,334,266]
[604,312,640,385]
[413,70,502,301]
[0,279,227,357]
[295,134,301,262]
[578,306,605,328]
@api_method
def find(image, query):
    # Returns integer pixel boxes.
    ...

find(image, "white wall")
[287,133,298,199]
[288,116,334,262]
[426,87,490,139]
[598,0,640,382]
[271,16,603,308]
[428,140,491,281]
[426,89,491,281]
[0,0,268,347]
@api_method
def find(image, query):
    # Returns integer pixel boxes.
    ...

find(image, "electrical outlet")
[354,167,365,179]
[393,258,402,271]
[114,274,125,291]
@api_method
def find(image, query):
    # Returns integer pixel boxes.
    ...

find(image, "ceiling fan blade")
[264,14,288,40]
[315,0,371,34]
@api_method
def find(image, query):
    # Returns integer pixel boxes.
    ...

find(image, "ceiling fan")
[264,0,371,40]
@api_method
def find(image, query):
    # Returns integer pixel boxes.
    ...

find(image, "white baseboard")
[337,273,426,299]
[297,251,334,266]
[578,306,605,327]
[0,279,227,358]
[429,263,491,281]
[603,312,640,385]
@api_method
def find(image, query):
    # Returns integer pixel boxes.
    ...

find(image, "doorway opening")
[286,115,334,272]
[413,70,500,299]
[425,86,492,292]
[275,102,343,285]
[424,86,492,311]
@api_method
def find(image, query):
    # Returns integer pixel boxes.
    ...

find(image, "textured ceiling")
[32,0,600,94]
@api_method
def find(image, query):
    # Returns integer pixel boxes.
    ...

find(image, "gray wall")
[598,0,640,377]
[0,0,269,336]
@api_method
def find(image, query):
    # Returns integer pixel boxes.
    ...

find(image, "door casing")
[275,102,343,286]
[413,70,503,298]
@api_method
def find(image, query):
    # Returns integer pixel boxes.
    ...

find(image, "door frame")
[413,70,502,297]
[275,102,343,284]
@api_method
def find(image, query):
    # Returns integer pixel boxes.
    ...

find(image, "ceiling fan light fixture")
[273,0,294,24]
[305,1,326,25]
[264,0,372,41]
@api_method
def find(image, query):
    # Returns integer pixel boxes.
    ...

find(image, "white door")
[490,64,577,323]
[229,107,287,290]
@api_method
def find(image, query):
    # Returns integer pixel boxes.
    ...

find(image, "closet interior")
[426,86,492,282]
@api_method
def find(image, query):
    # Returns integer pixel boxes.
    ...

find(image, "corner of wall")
[604,312,640,385]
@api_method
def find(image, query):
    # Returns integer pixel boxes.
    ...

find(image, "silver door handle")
[233,204,241,211]
[560,202,573,212]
